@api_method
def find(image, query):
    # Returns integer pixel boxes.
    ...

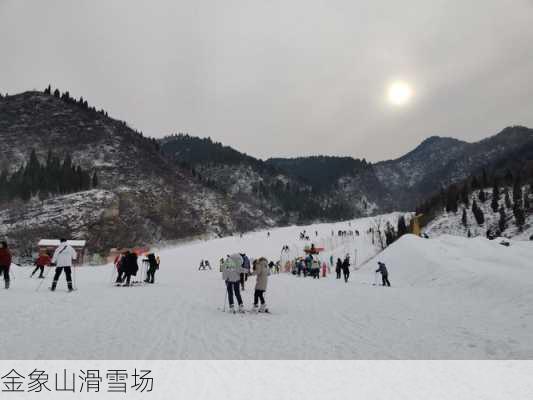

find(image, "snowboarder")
[32,251,51,278]
[342,256,350,283]
[120,250,139,286]
[335,258,342,279]
[50,239,77,292]
[144,253,159,284]
[251,257,270,313]
[376,261,391,287]
[222,253,246,313]
[0,241,12,289]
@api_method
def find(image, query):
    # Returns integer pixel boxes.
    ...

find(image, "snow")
[1,214,532,359]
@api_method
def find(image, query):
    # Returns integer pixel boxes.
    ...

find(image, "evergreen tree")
[472,199,485,225]
[505,190,512,209]
[513,179,522,208]
[92,171,98,188]
[44,84,51,95]
[498,206,507,233]
[513,204,525,231]
[53,89,60,98]
[461,207,468,227]
[478,189,486,203]
[491,182,500,213]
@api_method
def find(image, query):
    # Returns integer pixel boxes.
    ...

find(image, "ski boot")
[229,305,236,314]
[259,304,269,313]
[251,304,259,313]
[4,281,9,289]
[238,304,245,313]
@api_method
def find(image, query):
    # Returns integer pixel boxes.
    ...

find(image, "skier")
[0,241,12,289]
[222,253,246,313]
[205,260,211,270]
[114,252,126,284]
[375,261,391,287]
[240,253,251,291]
[342,256,350,283]
[32,251,51,278]
[144,253,159,284]
[198,260,205,270]
[50,239,77,292]
[268,260,274,273]
[335,258,342,279]
[121,251,139,286]
[251,257,270,313]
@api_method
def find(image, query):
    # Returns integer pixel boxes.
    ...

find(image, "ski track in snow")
[1,214,532,359]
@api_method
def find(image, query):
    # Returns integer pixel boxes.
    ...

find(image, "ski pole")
[36,266,53,292]
[223,284,228,312]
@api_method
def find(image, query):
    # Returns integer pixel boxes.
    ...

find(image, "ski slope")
[1,214,532,359]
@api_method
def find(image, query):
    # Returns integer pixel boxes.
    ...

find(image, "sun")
[387,80,413,106]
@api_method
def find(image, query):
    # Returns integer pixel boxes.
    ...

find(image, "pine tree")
[472,200,485,225]
[491,182,500,213]
[498,206,507,233]
[513,179,522,208]
[53,89,60,98]
[44,84,51,95]
[461,207,468,227]
[513,204,525,231]
[92,171,98,188]
[505,190,512,209]
[478,189,486,203]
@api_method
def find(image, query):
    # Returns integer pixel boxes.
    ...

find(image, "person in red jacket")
[32,251,51,279]
[0,241,12,289]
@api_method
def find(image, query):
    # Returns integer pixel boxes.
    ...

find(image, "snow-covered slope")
[0,217,531,359]
[424,187,533,240]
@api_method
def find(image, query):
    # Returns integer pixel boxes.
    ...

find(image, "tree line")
[0,149,98,203]
[416,167,531,236]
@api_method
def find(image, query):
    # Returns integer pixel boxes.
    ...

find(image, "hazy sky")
[1,0,532,161]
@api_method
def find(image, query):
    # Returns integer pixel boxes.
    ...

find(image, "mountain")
[268,127,533,212]
[2,89,533,257]
[0,91,276,255]
[159,134,373,223]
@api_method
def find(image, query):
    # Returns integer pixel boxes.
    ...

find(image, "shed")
[38,239,87,265]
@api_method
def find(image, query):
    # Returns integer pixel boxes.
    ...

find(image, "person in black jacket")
[376,261,391,286]
[341,257,350,283]
[144,253,159,284]
[335,258,342,279]
[121,251,139,287]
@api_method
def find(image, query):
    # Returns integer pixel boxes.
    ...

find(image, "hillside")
[0,92,275,254]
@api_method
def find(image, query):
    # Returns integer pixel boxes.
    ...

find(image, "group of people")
[0,239,78,291]
[114,251,160,286]
[335,256,351,282]
[221,253,270,313]
[198,259,211,270]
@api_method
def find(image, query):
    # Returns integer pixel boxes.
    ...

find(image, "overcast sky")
[1,0,532,161]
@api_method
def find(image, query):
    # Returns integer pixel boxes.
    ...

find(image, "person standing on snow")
[0,241,12,289]
[335,258,342,279]
[121,251,139,286]
[32,251,51,278]
[239,253,251,291]
[251,257,270,313]
[222,253,246,313]
[144,253,159,284]
[342,256,350,283]
[376,261,391,287]
[50,239,77,292]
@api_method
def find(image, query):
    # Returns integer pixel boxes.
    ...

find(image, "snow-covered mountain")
[0,92,276,254]
[2,89,533,256]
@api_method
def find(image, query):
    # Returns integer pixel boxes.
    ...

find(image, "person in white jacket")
[222,253,246,313]
[50,238,77,292]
